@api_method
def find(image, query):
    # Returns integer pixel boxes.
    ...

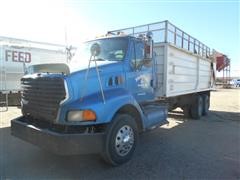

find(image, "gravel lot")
[0,88,239,179]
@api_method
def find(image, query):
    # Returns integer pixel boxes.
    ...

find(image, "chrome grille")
[21,76,66,122]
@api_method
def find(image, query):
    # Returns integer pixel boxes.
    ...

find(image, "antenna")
[64,25,69,63]
[64,25,74,63]
[64,25,68,48]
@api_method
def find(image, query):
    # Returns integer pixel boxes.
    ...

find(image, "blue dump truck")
[11,21,216,165]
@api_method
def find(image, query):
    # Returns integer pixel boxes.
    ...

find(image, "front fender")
[58,88,145,126]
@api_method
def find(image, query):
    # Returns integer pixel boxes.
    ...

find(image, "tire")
[190,95,203,120]
[182,106,191,118]
[202,94,210,116]
[102,114,139,166]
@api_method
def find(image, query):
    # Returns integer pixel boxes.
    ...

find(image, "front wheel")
[102,114,138,166]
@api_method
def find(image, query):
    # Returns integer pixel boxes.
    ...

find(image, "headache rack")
[109,20,212,59]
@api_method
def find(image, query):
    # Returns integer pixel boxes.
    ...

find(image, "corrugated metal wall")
[154,43,214,98]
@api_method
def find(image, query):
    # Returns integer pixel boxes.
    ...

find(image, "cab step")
[141,103,168,130]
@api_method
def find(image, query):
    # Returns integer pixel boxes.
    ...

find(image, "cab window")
[130,40,144,70]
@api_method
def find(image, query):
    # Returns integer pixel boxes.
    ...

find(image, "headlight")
[67,110,96,121]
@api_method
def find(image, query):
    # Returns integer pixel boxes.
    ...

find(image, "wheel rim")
[115,125,134,157]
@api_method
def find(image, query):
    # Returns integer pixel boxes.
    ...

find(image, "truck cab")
[11,34,168,166]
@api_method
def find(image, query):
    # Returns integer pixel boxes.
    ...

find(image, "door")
[127,40,154,102]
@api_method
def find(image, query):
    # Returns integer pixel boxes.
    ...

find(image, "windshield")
[71,37,128,64]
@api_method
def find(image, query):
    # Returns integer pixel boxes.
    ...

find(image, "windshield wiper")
[92,58,106,61]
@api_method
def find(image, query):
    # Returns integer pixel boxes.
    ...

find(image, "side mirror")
[90,43,101,56]
[144,43,153,59]
[145,31,153,59]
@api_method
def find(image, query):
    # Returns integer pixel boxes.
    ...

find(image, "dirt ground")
[0,88,239,179]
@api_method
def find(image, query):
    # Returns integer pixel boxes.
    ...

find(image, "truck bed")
[154,43,215,98]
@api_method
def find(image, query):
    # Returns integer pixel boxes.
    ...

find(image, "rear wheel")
[202,94,210,116]
[190,95,203,120]
[102,114,138,166]
[182,106,191,118]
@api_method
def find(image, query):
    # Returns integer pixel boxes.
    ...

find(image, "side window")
[130,42,136,69]
[135,41,144,69]
[130,41,144,70]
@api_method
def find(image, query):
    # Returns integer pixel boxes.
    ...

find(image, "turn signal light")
[82,110,96,121]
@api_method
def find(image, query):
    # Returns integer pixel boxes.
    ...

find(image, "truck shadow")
[168,109,240,122]
[0,109,239,179]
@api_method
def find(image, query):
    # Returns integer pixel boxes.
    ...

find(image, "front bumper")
[11,116,105,155]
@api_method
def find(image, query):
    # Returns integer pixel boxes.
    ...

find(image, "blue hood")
[65,61,125,103]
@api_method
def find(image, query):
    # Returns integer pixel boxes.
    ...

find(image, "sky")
[0,0,239,77]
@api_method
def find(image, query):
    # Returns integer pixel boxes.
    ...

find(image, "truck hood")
[27,60,118,75]
[66,61,125,102]
[25,61,125,103]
